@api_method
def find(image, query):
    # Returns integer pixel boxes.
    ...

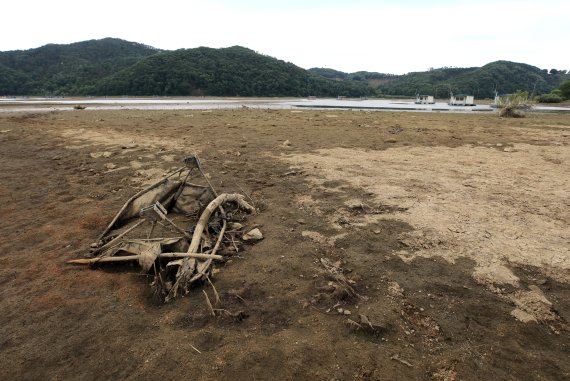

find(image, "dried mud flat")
[1,108,569,380]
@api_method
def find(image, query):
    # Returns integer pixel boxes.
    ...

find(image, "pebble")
[242,228,263,241]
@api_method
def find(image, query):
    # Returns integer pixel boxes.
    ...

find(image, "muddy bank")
[0,109,569,380]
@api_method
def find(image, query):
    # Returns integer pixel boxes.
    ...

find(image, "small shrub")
[496,91,533,118]
[536,93,563,103]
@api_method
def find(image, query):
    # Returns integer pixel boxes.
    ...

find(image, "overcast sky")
[3,0,568,74]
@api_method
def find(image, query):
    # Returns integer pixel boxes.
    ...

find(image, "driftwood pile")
[68,154,259,302]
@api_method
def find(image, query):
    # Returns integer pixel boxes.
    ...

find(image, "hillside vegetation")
[311,62,569,99]
[1,38,567,98]
[0,38,160,95]
[93,46,372,97]
[0,39,372,97]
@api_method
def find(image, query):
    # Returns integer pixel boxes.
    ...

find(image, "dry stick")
[157,252,223,260]
[166,194,254,300]
[203,290,216,317]
[97,166,186,240]
[147,221,156,239]
[390,354,413,368]
[123,237,183,243]
[197,166,218,197]
[206,275,220,304]
[190,345,202,354]
[229,234,239,253]
[161,214,193,240]
[189,218,227,283]
[67,252,224,265]
[92,219,146,256]
[233,181,256,209]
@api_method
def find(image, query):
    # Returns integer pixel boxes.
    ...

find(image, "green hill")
[0,40,373,97]
[2,38,567,98]
[311,62,570,99]
[92,46,372,97]
[0,38,161,95]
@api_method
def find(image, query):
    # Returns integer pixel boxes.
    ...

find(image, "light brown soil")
[1,108,569,380]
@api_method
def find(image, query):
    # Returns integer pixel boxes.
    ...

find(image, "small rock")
[230,222,244,230]
[297,219,306,225]
[105,163,117,170]
[282,140,292,147]
[343,309,352,315]
[496,143,503,147]
[90,151,113,158]
[242,228,263,241]
[122,143,137,149]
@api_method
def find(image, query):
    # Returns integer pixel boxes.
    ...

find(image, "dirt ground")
[0,106,569,380]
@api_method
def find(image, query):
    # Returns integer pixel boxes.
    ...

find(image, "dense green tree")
[558,79,570,99]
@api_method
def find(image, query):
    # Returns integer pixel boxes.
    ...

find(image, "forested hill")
[310,62,570,98]
[2,38,567,98]
[0,38,161,95]
[93,46,373,97]
[0,39,372,97]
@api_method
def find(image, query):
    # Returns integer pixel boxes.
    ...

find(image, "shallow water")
[0,97,567,113]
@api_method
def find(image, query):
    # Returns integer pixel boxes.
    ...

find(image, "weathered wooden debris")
[68,154,260,302]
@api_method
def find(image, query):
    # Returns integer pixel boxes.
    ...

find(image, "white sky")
[2,0,568,74]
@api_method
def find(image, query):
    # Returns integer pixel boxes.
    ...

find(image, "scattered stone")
[90,151,113,158]
[242,228,263,241]
[230,222,244,230]
[104,163,117,170]
[387,281,405,298]
[122,143,137,149]
[297,219,306,225]
[282,140,292,147]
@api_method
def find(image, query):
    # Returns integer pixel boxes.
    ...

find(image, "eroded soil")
[1,108,569,380]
